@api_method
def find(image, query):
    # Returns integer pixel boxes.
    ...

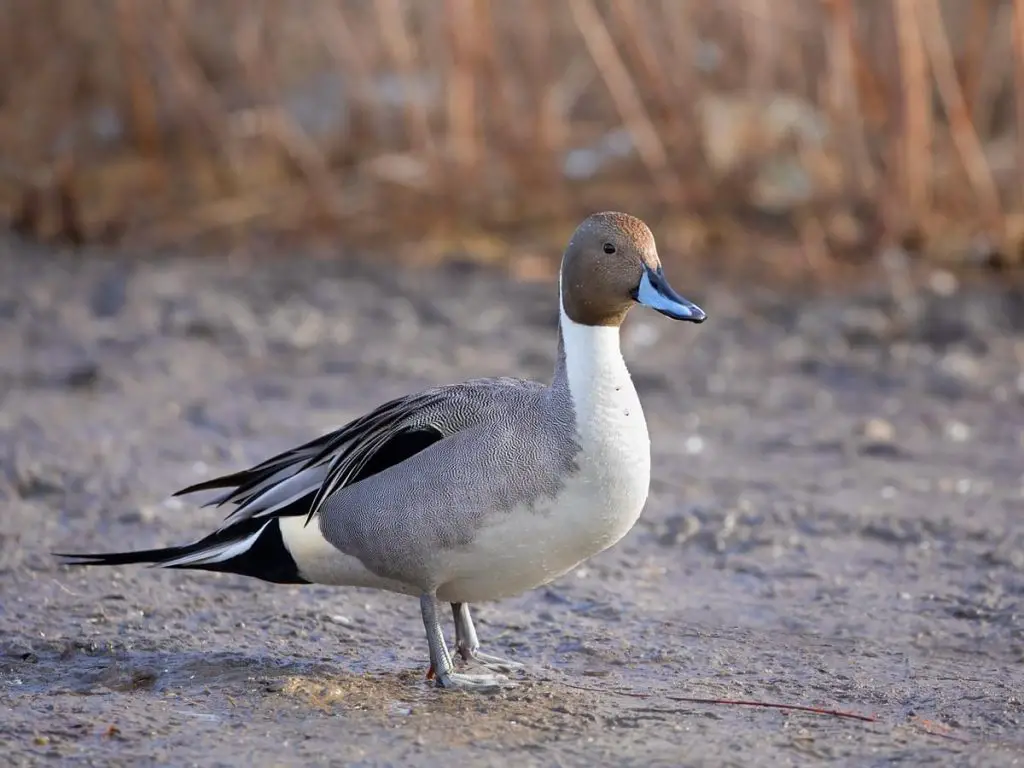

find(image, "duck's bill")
[634,266,706,323]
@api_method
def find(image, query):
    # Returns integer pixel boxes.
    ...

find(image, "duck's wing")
[176,377,542,532]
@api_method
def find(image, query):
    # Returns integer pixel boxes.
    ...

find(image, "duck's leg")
[451,602,524,673]
[420,593,508,690]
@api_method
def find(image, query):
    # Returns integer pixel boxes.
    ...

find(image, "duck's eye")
[602,242,616,254]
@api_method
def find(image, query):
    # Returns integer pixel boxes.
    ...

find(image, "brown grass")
[0,0,1022,270]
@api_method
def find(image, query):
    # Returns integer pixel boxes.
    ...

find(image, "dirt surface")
[1,236,1022,767]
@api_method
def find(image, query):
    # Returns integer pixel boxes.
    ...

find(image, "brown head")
[560,212,706,327]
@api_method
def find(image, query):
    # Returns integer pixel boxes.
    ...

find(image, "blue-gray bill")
[634,267,706,322]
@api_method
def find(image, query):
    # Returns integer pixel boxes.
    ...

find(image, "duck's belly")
[435,453,651,604]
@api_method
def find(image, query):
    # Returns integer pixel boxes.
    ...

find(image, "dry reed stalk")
[374,0,440,179]
[610,0,685,147]
[657,0,697,95]
[742,0,775,92]
[962,1,992,122]
[445,0,481,193]
[849,21,891,134]
[918,0,1002,227]
[144,183,309,247]
[0,4,83,240]
[115,0,161,158]
[238,108,344,218]
[895,0,932,228]
[768,2,815,101]
[1013,0,1024,209]
[313,2,379,155]
[472,0,522,166]
[234,0,284,105]
[162,0,233,147]
[156,0,247,208]
[522,0,567,208]
[824,0,877,194]
[566,0,679,204]
[231,4,343,219]
[657,2,706,172]
[970,3,1014,141]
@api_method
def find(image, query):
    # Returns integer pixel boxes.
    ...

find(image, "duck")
[56,211,706,690]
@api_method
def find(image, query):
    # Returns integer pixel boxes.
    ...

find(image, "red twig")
[558,680,877,723]
[428,672,973,741]
[661,694,877,723]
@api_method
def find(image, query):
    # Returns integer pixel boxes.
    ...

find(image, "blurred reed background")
[1,0,1023,278]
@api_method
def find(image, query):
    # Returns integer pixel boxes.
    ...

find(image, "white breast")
[557,303,651,532]
[435,305,651,604]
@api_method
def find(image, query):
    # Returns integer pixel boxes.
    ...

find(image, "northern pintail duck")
[57,212,706,690]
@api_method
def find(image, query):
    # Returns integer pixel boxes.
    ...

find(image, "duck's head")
[559,211,706,328]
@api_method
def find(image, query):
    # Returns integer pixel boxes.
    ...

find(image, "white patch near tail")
[160,521,272,568]
[277,516,416,594]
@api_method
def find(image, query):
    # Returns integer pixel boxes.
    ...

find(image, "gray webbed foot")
[435,670,509,691]
[451,602,524,675]
[421,593,514,692]
[466,650,525,674]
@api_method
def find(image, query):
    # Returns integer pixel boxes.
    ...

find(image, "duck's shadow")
[3,642,427,701]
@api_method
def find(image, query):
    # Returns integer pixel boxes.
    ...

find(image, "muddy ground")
[0,234,1022,767]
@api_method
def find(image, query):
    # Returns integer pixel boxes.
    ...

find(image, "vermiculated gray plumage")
[317,369,579,589]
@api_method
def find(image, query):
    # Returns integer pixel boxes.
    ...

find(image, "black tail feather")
[54,545,192,567]
[172,464,281,498]
[55,518,259,567]
[54,517,309,585]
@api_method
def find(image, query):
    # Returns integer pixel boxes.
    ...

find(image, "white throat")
[558,298,647,445]
[556,294,652,552]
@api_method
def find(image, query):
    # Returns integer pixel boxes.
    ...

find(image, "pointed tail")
[54,518,309,585]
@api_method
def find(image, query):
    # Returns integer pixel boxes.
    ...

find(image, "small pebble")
[928,270,958,297]
[862,417,895,443]
[945,421,970,442]
[90,269,129,318]
[940,351,980,382]
[684,435,705,455]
